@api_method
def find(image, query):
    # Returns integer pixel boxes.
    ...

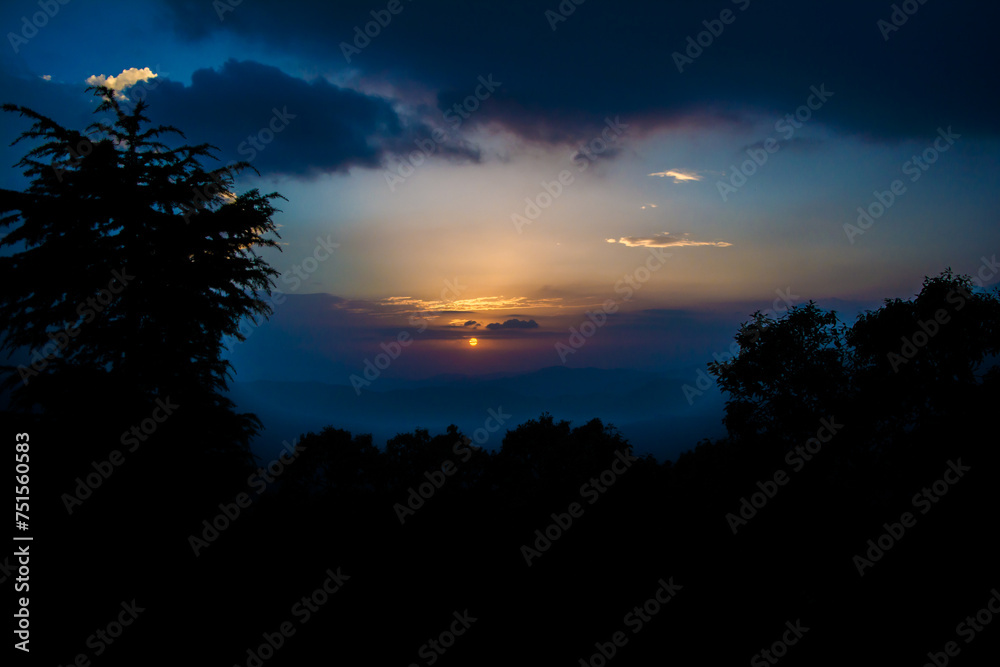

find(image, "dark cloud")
[740,136,825,155]
[486,318,539,330]
[134,59,478,177]
[160,0,1000,143]
[0,59,481,181]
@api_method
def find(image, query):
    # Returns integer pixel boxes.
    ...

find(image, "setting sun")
[469,338,478,346]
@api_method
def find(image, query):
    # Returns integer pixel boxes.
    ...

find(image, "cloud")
[86,67,158,94]
[649,169,702,183]
[138,59,479,177]
[160,1,1000,142]
[373,295,563,315]
[611,233,732,248]
[485,318,539,330]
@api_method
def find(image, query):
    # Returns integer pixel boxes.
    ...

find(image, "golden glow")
[469,338,478,346]
[377,295,564,313]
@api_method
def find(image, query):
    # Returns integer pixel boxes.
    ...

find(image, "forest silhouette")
[2,88,999,666]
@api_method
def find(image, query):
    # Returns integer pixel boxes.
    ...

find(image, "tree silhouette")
[708,301,853,447]
[708,270,1000,457]
[0,85,283,465]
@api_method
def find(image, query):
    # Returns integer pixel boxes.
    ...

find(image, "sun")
[469,338,478,347]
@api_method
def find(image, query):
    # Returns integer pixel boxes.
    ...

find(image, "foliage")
[0,86,283,454]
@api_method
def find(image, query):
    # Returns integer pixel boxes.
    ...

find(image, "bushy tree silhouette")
[0,85,291,662]
[281,426,382,501]
[708,272,1000,451]
[0,85,283,466]
[491,413,638,507]
[708,301,853,448]
[848,269,1000,429]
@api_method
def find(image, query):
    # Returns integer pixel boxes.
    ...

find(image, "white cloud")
[85,67,158,97]
[611,232,732,248]
[649,169,702,183]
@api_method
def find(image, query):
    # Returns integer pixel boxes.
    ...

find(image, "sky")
[2,0,999,382]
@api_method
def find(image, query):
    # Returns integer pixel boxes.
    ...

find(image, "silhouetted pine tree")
[0,84,283,471]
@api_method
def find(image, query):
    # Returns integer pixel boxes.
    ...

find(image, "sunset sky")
[3,0,998,381]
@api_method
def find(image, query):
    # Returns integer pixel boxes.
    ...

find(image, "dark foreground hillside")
[8,272,1000,666]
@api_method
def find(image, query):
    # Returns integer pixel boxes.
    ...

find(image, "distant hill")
[227,366,727,463]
